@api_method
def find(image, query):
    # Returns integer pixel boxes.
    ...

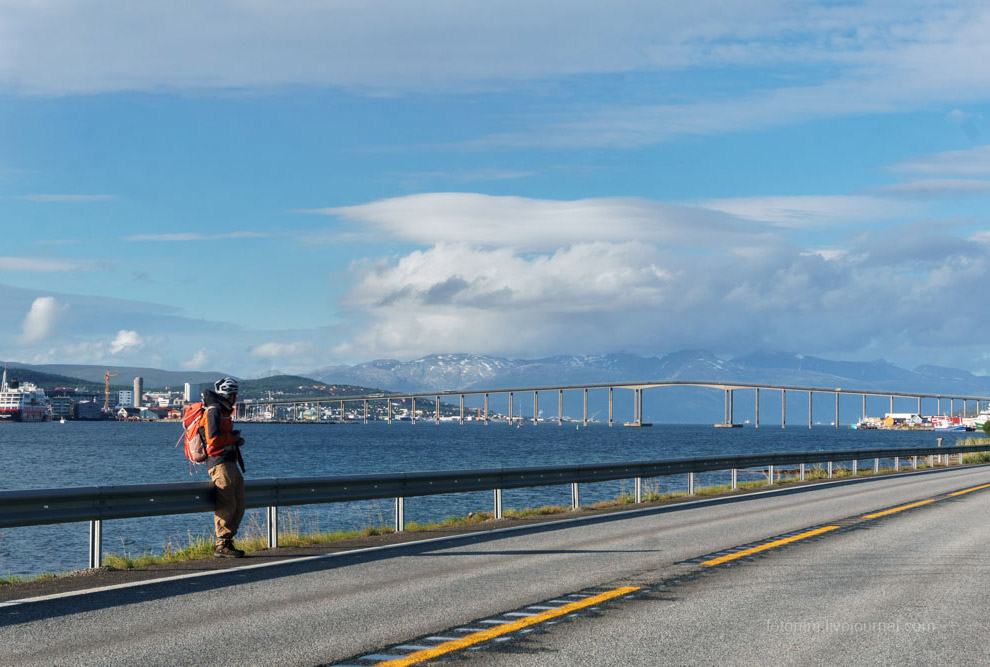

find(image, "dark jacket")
[202,389,240,469]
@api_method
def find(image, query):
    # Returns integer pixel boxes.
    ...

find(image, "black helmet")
[214,377,239,397]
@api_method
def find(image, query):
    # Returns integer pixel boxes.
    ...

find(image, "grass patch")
[695,484,732,496]
[103,532,216,570]
[0,571,62,586]
[642,490,687,502]
[503,505,570,518]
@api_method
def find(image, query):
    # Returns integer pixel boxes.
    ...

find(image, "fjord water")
[0,421,958,578]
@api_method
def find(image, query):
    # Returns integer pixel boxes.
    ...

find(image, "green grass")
[0,571,57,586]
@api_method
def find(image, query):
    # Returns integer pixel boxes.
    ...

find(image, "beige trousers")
[208,461,245,543]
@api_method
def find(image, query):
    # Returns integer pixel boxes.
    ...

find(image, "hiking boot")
[214,540,245,558]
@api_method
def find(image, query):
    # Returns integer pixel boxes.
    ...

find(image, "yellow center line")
[700,525,841,566]
[949,483,990,497]
[376,586,642,666]
[862,499,934,519]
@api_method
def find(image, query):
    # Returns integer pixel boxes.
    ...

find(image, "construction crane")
[103,369,118,413]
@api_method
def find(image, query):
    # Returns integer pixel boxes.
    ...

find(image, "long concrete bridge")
[237,379,990,429]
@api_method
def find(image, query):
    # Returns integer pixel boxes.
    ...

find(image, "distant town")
[1,365,385,422]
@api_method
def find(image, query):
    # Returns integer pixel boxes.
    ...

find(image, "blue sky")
[2,1,990,377]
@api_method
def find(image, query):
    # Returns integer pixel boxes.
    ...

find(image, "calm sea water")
[0,421,960,578]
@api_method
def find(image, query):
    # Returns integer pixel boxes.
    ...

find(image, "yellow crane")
[103,369,118,413]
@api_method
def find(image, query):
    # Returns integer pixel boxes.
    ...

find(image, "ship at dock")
[0,367,53,422]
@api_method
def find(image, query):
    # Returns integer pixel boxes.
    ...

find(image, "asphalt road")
[2,465,989,666]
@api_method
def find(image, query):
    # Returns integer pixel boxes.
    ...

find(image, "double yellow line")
[378,586,641,666]
[701,480,990,567]
[699,525,841,566]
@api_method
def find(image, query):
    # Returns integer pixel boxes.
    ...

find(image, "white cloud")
[971,230,990,245]
[109,330,144,355]
[889,145,990,177]
[182,348,211,370]
[2,2,988,157]
[18,194,116,203]
[18,296,65,344]
[868,179,990,197]
[250,341,315,358]
[126,232,269,242]
[308,193,772,251]
[0,256,94,272]
[337,222,990,362]
[0,1,858,95]
[693,195,914,228]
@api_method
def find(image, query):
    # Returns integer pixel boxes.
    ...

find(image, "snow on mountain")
[309,350,990,397]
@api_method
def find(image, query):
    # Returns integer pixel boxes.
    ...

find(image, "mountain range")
[308,350,990,397]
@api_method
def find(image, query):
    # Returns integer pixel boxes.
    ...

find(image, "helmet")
[214,377,239,397]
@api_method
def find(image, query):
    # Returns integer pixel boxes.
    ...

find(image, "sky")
[2,0,990,378]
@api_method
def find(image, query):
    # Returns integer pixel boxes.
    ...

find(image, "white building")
[117,390,134,408]
[184,383,202,402]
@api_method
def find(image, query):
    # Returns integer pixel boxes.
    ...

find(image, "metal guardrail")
[2,444,987,569]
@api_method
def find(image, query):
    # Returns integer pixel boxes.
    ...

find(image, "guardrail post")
[852,459,858,476]
[688,472,695,495]
[635,477,642,503]
[88,519,102,569]
[731,468,737,489]
[767,465,774,485]
[913,455,918,470]
[799,463,805,481]
[894,456,899,472]
[494,489,503,519]
[394,497,405,532]
[874,458,879,474]
[267,506,279,549]
[828,461,833,479]
[571,482,580,509]
[929,454,934,468]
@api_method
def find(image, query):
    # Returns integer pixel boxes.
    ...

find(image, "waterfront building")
[117,390,134,408]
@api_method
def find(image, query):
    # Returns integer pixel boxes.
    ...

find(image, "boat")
[0,367,53,422]
[714,423,742,428]
[932,415,967,431]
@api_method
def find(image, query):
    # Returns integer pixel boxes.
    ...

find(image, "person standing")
[202,377,246,558]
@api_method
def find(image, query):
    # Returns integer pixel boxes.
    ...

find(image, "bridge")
[236,379,990,428]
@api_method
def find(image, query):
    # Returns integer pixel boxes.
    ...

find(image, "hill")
[0,362,230,390]
[0,367,128,393]
[234,375,387,401]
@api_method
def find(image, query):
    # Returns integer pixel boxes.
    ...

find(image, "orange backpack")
[175,402,208,465]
